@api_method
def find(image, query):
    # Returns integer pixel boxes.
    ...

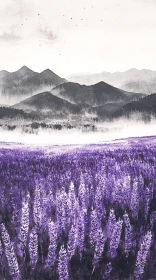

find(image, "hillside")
[12,91,96,119]
[11,82,144,121]
[113,93,156,119]
[52,81,144,107]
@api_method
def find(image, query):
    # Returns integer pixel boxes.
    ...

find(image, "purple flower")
[134,231,152,279]
[107,209,116,238]
[90,209,99,248]
[123,212,133,256]
[0,223,20,279]
[130,178,140,218]
[112,177,123,204]
[48,189,55,208]
[104,262,112,279]
[150,211,156,228]
[18,193,30,254]
[144,186,153,219]
[0,186,5,209]
[68,182,77,221]
[56,188,69,232]
[77,210,85,257]
[29,228,38,268]
[62,189,70,228]
[0,240,2,259]
[93,227,106,264]
[95,187,105,221]
[46,219,57,266]
[33,185,42,231]
[56,190,65,232]
[122,175,131,206]
[78,174,86,209]
[67,225,77,260]
[58,246,69,280]
[109,219,123,259]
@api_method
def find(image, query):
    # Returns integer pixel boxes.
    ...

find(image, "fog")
[0,118,156,147]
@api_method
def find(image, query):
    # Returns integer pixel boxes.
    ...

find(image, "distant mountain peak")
[40,69,56,78]
[17,66,35,73]
[92,81,117,90]
[39,69,67,85]
[43,68,53,73]
[20,65,31,71]
[13,66,37,77]
[93,81,107,86]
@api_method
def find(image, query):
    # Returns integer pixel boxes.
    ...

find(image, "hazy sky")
[0,0,156,77]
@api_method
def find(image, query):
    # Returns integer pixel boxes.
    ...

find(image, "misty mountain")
[121,80,156,94]
[12,91,96,119]
[0,66,67,105]
[68,69,156,94]
[21,69,67,93]
[52,81,144,107]
[114,93,156,119]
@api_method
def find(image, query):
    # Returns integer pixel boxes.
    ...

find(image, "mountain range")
[51,81,143,106]
[9,80,145,120]
[0,66,66,104]
[0,66,155,125]
[68,68,156,94]
[12,91,96,120]
[1,91,156,124]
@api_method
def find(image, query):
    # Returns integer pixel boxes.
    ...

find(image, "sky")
[0,0,156,77]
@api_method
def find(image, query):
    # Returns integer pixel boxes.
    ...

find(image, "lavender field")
[0,137,156,280]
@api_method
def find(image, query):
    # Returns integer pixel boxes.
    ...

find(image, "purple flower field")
[0,137,156,280]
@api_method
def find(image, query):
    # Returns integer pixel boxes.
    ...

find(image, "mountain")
[113,93,156,119]
[12,91,96,119]
[22,69,67,92]
[52,81,144,107]
[11,90,156,123]
[0,66,38,89]
[0,66,67,105]
[68,69,156,94]
[8,81,145,122]
[12,66,38,79]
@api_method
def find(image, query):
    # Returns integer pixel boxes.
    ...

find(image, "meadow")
[0,137,156,280]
